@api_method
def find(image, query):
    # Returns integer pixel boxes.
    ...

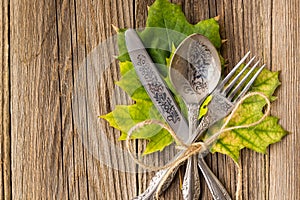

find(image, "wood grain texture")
[1,0,299,199]
[0,0,10,199]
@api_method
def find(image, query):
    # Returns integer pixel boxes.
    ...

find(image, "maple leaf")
[208,69,287,162]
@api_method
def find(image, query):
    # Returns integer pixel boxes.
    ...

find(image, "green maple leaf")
[101,0,287,157]
[208,69,287,162]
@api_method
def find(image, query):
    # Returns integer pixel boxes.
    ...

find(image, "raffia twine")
[125,92,271,199]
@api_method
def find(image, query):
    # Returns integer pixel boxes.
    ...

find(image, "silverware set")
[125,29,265,200]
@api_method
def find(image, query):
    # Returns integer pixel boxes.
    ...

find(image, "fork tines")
[219,51,266,102]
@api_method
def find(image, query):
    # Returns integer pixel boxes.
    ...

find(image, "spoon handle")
[182,155,201,200]
[182,104,201,200]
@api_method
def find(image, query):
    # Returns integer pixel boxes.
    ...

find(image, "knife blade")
[125,29,189,142]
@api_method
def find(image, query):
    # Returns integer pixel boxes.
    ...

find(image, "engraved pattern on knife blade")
[137,54,181,124]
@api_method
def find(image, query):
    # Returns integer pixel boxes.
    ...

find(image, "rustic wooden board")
[1,0,299,199]
[0,0,10,199]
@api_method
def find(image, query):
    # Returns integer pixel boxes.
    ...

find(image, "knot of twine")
[125,92,271,199]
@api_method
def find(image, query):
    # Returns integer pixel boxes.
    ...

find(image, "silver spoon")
[170,34,221,200]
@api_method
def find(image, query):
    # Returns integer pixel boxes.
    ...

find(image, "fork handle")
[192,93,233,142]
[198,156,232,200]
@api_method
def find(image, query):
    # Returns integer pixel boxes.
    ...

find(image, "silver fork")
[133,52,265,200]
[191,52,265,199]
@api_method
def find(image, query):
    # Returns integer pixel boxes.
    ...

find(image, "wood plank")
[0,0,10,199]
[221,1,273,199]
[269,0,300,199]
[55,0,83,199]
[10,0,63,198]
[70,0,136,199]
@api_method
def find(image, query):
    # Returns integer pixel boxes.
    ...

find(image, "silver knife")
[125,29,230,200]
[125,29,189,141]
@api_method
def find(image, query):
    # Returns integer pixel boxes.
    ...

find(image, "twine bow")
[126,92,271,199]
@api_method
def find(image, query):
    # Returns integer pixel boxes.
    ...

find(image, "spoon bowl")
[170,34,221,104]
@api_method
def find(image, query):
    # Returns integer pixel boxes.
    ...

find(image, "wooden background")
[0,0,299,199]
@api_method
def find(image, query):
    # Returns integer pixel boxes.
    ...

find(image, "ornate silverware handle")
[191,92,233,143]
[133,166,182,200]
[198,156,232,200]
[182,104,201,200]
[182,155,201,200]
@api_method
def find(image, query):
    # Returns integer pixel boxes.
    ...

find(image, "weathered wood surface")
[1,0,299,199]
